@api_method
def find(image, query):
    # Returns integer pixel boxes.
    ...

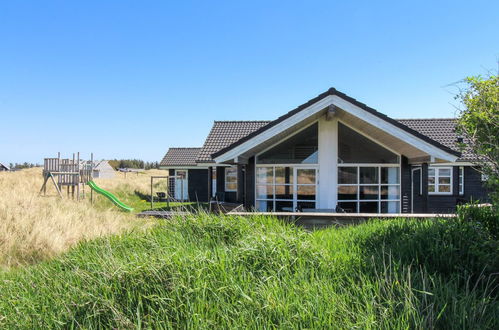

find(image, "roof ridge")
[397,118,456,121]
[211,87,461,159]
[168,147,202,149]
[213,120,272,123]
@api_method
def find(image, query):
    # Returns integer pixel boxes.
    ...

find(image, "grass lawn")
[95,188,208,213]
[91,170,208,213]
[0,214,497,328]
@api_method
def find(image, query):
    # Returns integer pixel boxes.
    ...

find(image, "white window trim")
[459,166,464,195]
[428,166,453,195]
[255,165,318,211]
[481,173,489,182]
[174,169,189,201]
[225,166,238,192]
[337,164,401,213]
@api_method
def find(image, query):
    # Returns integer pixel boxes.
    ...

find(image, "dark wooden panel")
[188,169,209,202]
[215,166,237,203]
[245,157,255,209]
[463,166,490,202]
[236,164,244,203]
[401,156,411,213]
[425,166,489,213]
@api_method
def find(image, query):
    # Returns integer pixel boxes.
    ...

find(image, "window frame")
[256,122,319,165]
[338,121,400,164]
[337,164,401,213]
[255,164,318,212]
[428,166,453,195]
[224,166,238,192]
[174,169,189,201]
[459,166,464,195]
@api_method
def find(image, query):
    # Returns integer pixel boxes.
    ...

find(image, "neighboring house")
[160,88,489,213]
[92,161,116,179]
[0,163,9,171]
[159,147,207,202]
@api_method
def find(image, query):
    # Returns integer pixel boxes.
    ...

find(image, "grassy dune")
[0,168,154,269]
[0,214,497,328]
[1,168,497,327]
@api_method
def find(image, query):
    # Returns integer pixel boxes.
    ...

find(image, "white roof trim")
[214,95,333,162]
[159,166,208,170]
[331,95,458,162]
[195,163,231,167]
[214,95,458,163]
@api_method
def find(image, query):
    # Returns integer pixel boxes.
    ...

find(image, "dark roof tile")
[196,121,271,162]
[212,88,461,159]
[397,118,475,161]
[160,148,201,166]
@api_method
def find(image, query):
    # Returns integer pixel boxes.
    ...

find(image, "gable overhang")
[159,165,209,170]
[213,93,460,164]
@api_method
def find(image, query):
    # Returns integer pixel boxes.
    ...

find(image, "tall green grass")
[0,214,497,328]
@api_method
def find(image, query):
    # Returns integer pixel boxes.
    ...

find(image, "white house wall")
[318,116,338,209]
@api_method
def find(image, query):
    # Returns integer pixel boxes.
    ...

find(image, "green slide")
[87,181,134,212]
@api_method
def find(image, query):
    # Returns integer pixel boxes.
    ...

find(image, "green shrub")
[457,203,499,239]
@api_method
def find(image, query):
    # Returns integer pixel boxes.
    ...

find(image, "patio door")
[256,166,318,212]
[294,167,318,211]
[411,167,423,213]
[174,170,188,201]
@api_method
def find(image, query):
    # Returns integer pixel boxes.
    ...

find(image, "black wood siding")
[412,168,424,212]
[216,166,237,203]
[401,157,411,213]
[463,166,489,202]
[167,169,209,202]
[188,169,209,202]
[245,157,256,209]
[415,166,490,213]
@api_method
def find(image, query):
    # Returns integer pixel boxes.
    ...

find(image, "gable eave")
[212,88,460,163]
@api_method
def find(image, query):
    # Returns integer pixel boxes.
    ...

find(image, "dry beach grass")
[94,168,168,194]
[0,168,155,269]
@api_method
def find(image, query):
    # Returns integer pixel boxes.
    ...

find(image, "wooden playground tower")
[40,152,95,201]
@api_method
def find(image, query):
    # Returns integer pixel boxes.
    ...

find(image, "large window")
[225,166,237,192]
[428,167,452,194]
[337,165,400,213]
[255,166,317,212]
[338,123,399,164]
[257,123,318,164]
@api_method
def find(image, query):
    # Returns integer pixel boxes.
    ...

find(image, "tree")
[455,73,499,204]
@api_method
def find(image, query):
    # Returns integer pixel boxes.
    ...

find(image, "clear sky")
[1,1,498,164]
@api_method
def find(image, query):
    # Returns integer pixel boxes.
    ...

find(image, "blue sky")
[1,1,498,164]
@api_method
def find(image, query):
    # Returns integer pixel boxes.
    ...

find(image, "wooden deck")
[227,212,456,218]
[227,211,457,229]
[136,210,456,229]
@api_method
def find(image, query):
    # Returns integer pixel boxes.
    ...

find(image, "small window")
[428,167,452,195]
[459,166,464,195]
[225,166,237,192]
[481,173,489,182]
